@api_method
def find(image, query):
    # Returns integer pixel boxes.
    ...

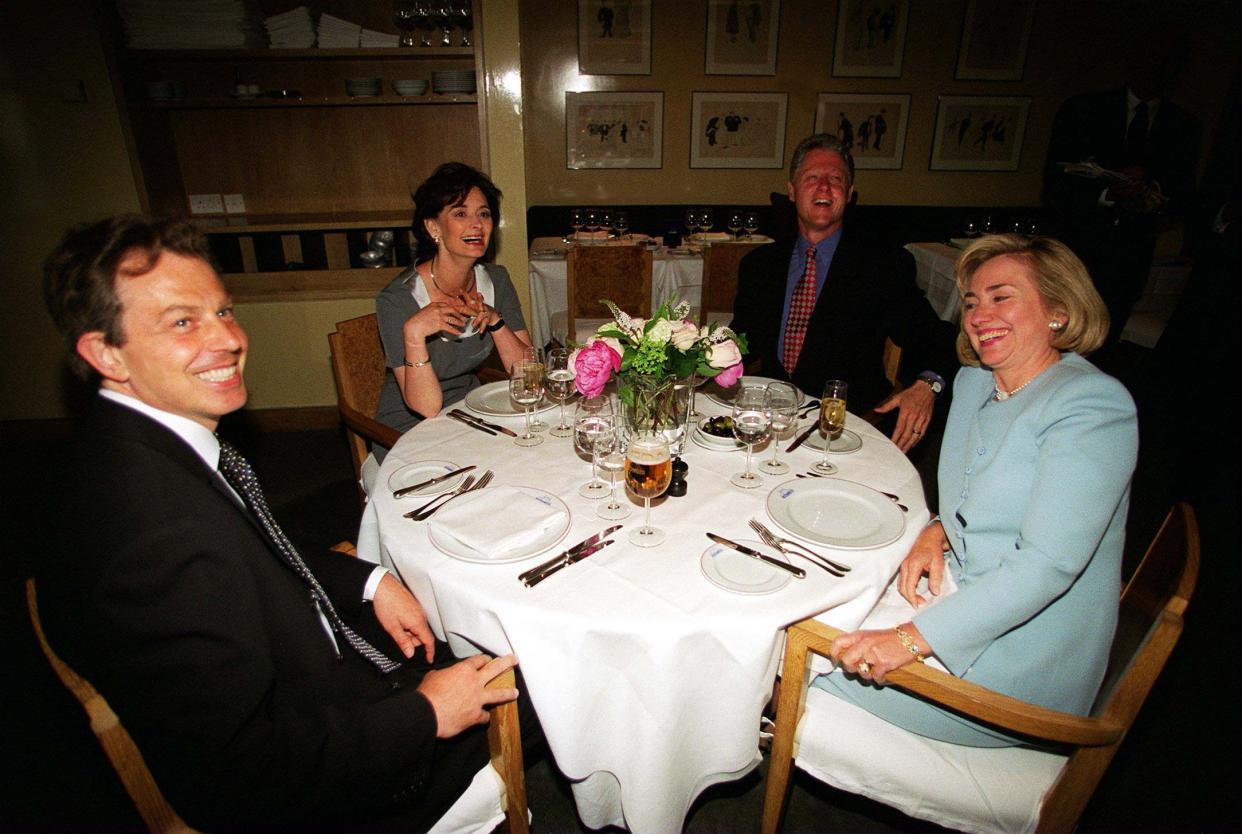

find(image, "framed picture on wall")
[814,92,911,170]
[577,0,652,75]
[566,91,663,169]
[704,0,781,75]
[832,0,909,78]
[690,92,788,168]
[929,95,1030,171]
[955,0,1036,81]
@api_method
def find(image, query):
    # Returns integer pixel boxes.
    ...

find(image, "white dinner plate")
[427,487,571,564]
[705,376,804,408]
[387,459,467,497]
[463,380,556,417]
[802,428,863,454]
[766,478,905,550]
[700,539,793,595]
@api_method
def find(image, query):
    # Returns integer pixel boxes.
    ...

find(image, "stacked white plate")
[392,79,429,96]
[344,77,382,97]
[431,69,476,94]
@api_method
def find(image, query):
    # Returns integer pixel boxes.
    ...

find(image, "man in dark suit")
[38,216,519,832]
[1043,27,1201,343]
[731,133,958,452]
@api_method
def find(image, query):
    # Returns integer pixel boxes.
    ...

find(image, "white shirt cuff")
[363,566,390,601]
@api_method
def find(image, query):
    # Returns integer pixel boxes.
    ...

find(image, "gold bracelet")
[894,625,925,663]
[403,357,431,368]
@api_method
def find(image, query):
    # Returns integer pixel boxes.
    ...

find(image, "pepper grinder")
[666,457,689,497]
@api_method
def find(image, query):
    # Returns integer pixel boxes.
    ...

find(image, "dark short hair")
[788,133,855,186]
[411,162,502,263]
[43,215,214,381]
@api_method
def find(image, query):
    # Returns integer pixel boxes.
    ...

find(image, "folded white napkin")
[429,486,567,560]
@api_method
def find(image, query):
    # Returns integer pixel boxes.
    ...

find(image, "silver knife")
[450,409,518,438]
[447,411,497,436]
[525,539,615,587]
[392,465,477,498]
[518,524,624,583]
[785,422,820,452]
[706,533,806,579]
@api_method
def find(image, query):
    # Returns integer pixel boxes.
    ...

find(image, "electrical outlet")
[223,194,246,214]
[188,194,224,214]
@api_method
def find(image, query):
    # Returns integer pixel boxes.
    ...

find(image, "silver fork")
[411,470,494,521]
[748,519,851,575]
[405,475,475,519]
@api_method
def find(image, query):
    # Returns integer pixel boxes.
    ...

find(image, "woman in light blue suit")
[816,234,1138,746]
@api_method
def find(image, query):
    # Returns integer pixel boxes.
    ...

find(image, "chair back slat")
[567,246,653,339]
[700,242,765,324]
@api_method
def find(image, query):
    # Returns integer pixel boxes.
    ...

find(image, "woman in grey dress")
[375,163,531,455]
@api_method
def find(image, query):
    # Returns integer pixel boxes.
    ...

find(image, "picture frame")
[565,91,663,169]
[704,0,781,75]
[577,0,652,75]
[814,92,911,170]
[832,0,909,78]
[929,95,1030,171]
[689,92,788,169]
[955,0,1036,81]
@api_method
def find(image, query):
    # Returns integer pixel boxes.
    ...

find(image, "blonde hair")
[954,234,1109,366]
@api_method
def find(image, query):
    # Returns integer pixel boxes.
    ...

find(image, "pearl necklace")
[993,377,1037,401]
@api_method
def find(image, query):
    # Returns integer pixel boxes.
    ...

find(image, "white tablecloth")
[904,242,963,323]
[358,396,926,833]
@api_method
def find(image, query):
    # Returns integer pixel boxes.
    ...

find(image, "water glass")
[760,382,798,475]
[596,427,631,520]
[545,347,575,437]
[730,385,772,489]
[574,396,614,498]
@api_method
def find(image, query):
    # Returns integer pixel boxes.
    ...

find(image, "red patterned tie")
[783,248,817,373]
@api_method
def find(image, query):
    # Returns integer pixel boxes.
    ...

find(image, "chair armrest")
[486,667,529,834]
[791,619,1124,747]
[338,401,401,450]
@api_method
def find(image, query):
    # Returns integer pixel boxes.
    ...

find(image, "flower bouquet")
[571,298,747,441]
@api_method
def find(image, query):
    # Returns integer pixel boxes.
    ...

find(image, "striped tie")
[783,248,817,373]
[218,441,400,674]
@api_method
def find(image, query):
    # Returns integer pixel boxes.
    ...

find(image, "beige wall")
[520,0,1239,207]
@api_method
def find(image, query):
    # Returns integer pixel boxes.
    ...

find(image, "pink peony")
[574,339,621,398]
[706,340,742,369]
[714,361,744,388]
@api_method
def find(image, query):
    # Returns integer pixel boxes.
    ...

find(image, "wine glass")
[451,0,472,46]
[585,208,601,242]
[727,210,744,240]
[412,0,435,46]
[615,210,630,240]
[684,208,700,242]
[574,396,614,498]
[570,208,584,239]
[394,1,418,47]
[429,0,453,46]
[521,346,549,433]
[743,211,759,240]
[600,209,615,240]
[698,208,714,238]
[545,347,576,437]
[814,379,847,475]
[730,385,772,489]
[625,432,672,547]
[509,360,545,447]
[595,426,631,520]
[687,373,710,419]
[759,382,798,475]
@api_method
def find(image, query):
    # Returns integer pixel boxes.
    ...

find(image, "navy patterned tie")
[218,441,400,674]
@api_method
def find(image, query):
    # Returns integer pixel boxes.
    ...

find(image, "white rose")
[706,340,742,369]
[647,318,673,344]
[670,320,699,351]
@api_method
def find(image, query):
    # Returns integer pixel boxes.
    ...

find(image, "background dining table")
[356,388,927,834]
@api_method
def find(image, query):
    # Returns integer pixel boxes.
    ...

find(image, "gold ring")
[856,661,872,676]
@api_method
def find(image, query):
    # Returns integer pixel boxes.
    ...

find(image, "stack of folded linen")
[317,13,361,48]
[265,6,314,48]
[119,0,265,49]
[360,27,399,48]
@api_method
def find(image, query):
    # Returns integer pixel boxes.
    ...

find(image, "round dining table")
[356,385,929,834]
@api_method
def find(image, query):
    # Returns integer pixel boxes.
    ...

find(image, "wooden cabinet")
[109,9,485,301]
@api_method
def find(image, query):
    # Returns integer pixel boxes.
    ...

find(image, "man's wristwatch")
[917,371,945,397]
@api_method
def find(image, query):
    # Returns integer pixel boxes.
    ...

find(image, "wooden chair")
[698,241,766,326]
[25,579,198,834]
[28,572,530,834]
[328,313,401,503]
[563,245,652,345]
[761,502,1199,834]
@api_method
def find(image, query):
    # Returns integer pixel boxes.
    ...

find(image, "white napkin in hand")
[429,486,566,560]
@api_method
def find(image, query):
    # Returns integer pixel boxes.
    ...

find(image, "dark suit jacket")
[730,224,958,411]
[38,397,487,833]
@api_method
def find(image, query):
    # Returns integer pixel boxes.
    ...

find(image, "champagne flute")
[615,210,630,240]
[509,360,544,447]
[815,379,847,474]
[727,210,744,240]
[760,382,798,475]
[744,211,759,240]
[545,347,575,437]
[730,385,772,489]
[522,346,548,433]
[595,426,631,520]
[574,396,614,498]
[625,432,672,547]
